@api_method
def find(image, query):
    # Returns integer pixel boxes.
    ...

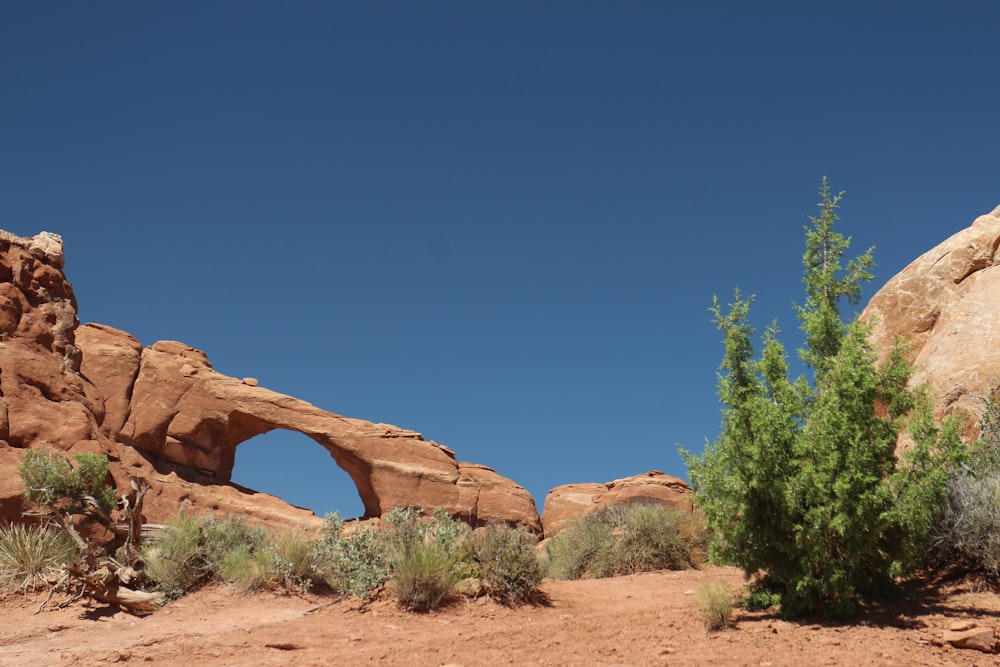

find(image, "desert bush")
[143,513,291,598]
[545,508,617,580]
[392,538,463,611]
[201,514,268,574]
[473,524,544,604]
[271,528,318,590]
[929,475,1000,580]
[383,507,471,611]
[20,450,117,516]
[617,504,708,573]
[218,544,274,592]
[311,512,391,599]
[546,504,707,580]
[697,581,734,632]
[141,514,208,599]
[928,393,1000,582]
[0,523,78,592]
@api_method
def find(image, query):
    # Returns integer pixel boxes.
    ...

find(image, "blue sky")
[3,3,998,519]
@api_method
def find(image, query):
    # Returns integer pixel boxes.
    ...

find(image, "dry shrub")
[546,504,708,580]
[473,524,543,604]
[697,581,734,632]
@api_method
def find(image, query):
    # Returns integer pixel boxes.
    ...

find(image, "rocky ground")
[1,566,998,666]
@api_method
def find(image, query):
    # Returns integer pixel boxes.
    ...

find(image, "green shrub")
[392,538,463,611]
[143,513,321,598]
[141,514,208,599]
[545,509,616,580]
[697,581,734,632]
[0,523,78,592]
[739,582,782,611]
[546,504,707,580]
[201,514,268,574]
[383,507,471,611]
[617,504,708,573]
[19,450,117,515]
[218,544,274,592]
[383,506,469,557]
[473,524,543,604]
[311,513,391,599]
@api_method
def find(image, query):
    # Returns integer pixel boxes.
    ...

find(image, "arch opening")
[230,428,365,519]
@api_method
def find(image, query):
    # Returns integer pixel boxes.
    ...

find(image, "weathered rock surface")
[0,230,540,533]
[541,471,693,536]
[864,205,1000,433]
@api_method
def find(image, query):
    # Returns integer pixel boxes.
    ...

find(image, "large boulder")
[864,204,1000,434]
[0,229,541,533]
[541,471,693,536]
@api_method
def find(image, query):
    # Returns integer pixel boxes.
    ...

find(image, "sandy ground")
[1,566,998,666]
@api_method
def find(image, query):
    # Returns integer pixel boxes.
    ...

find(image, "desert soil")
[1,566,998,666]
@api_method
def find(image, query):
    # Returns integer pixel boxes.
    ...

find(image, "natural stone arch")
[0,234,539,532]
[76,334,540,531]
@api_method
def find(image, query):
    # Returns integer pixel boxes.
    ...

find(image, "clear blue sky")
[3,3,998,519]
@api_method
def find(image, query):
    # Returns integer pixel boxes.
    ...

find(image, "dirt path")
[1,567,998,666]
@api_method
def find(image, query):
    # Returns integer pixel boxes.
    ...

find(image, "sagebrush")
[546,504,707,580]
[473,524,544,604]
[929,393,1000,582]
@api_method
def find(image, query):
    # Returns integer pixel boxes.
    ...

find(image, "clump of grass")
[473,524,544,604]
[696,581,734,632]
[271,528,318,590]
[546,504,708,580]
[218,545,274,592]
[141,514,209,599]
[392,538,463,611]
[201,514,268,574]
[143,513,313,599]
[383,507,470,611]
[0,523,78,592]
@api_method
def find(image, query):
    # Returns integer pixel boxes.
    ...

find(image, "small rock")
[949,620,978,632]
[942,626,998,653]
[242,377,258,386]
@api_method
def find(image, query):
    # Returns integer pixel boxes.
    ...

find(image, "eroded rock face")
[0,229,541,533]
[0,231,103,453]
[541,471,693,536]
[864,205,1000,434]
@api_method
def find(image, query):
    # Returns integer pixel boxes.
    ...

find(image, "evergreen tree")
[683,180,964,618]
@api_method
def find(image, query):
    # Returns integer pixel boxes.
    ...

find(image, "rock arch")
[76,327,540,531]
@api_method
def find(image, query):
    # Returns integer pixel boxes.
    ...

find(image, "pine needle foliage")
[683,180,965,618]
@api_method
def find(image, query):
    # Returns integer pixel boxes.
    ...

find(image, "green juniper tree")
[683,180,964,618]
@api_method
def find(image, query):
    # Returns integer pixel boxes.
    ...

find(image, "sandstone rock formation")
[864,205,1000,434]
[541,471,693,536]
[0,230,540,533]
